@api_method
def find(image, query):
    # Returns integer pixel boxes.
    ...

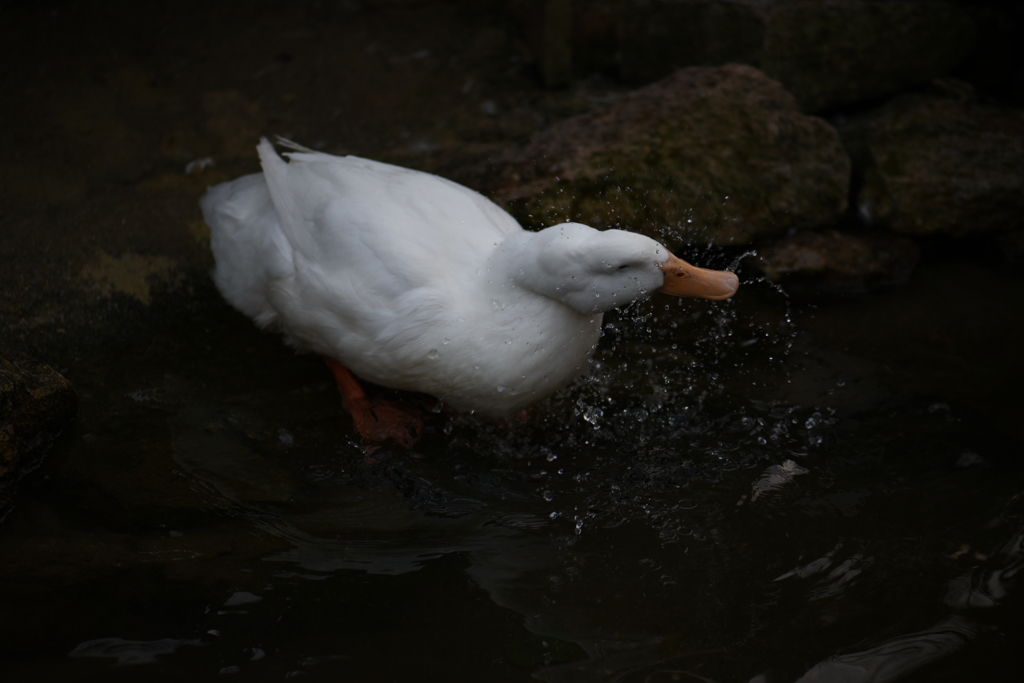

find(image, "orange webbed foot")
[347,395,423,449]
[323,358,424,449]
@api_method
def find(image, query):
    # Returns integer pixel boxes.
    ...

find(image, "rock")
[567,0,764,85]
[746,229,920,298]
[455,64,850,245]
[0,350,77,521]
[761,0,975,112]
[517,1,975,112]
[848,93,1024,237]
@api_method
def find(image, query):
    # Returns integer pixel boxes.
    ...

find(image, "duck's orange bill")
[657,253,739,300]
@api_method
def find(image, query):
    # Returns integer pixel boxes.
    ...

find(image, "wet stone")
[537,0,765,85]
[0,349,77,522]
[746,229,921,299]
[761,0,975,112]
[518,1,975,113]
[843,91,1024,237]
[456,64,850,245]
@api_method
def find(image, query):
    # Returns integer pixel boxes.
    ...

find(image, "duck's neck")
[490,228,581,310]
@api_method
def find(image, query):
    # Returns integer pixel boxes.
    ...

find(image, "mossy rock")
[456,65,850,246]
[1,350,77,521]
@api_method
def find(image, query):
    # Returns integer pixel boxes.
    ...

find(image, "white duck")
[201,138,738,444]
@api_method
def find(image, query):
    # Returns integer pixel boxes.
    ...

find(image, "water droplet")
[427,349,439,360]
[582,405,603,426]
[496,385,506,392]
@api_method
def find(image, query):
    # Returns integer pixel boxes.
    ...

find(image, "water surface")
[2,254,1022,682]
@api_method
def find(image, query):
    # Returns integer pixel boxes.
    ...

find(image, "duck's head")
[506,223,739,315]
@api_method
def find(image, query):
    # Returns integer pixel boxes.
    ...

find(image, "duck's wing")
[258,139,519,286]
[253,138,523,360]
[257,137,520,304]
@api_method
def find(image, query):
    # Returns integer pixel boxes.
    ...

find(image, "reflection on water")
[945,523,1024,610]
[794,617,976,683]
[0,258,1022,681]
[70,637,206,666]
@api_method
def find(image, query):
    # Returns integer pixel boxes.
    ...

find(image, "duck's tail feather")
[274,135,316,153]
[257,136,323,259]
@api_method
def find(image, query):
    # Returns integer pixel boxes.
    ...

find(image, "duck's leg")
[323,357,423,448]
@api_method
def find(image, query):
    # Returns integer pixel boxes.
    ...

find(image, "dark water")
[2,252,1022,682]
